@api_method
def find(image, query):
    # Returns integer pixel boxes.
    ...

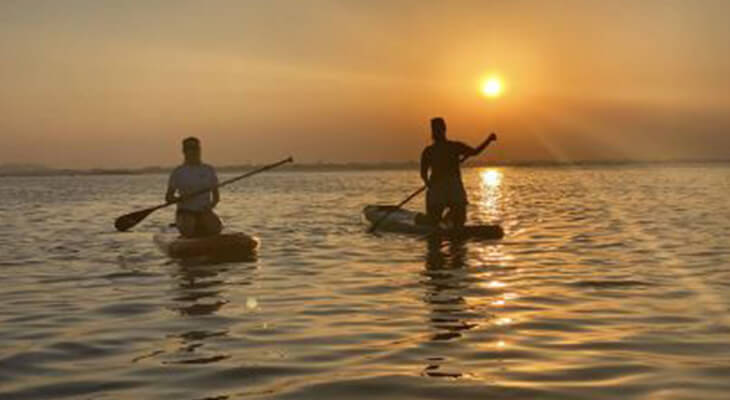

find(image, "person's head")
[430,117,446,142]
[182,137,202,164]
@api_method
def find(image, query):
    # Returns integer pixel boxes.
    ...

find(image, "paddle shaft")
[167,156,293,207]
[367,134,498,233]
[114,156,293,231]
[368,154,469,233]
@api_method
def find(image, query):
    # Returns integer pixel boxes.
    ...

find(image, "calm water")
[1,165,729,400]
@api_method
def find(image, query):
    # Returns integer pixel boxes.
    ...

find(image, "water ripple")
[0,166,729,399]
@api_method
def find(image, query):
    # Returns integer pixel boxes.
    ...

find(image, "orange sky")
[1,0,729,168]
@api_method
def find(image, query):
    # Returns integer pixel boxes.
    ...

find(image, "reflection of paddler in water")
[421,239,475,378]
[152,264,247,366]
[423,238,477,341]
[134,260,259,365]
[420,117,497,230]
[172,263,229,316]
[169,246,260,316]
[165,137,223,238]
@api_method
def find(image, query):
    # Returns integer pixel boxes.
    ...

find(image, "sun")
[481,77,503,98]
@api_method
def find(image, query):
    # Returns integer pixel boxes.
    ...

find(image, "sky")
[1,0,729,168]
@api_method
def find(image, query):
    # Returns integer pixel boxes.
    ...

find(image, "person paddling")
[420,117,497,230]
[165,137,223,237]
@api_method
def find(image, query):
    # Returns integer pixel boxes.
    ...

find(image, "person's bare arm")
[420,148,431,187]
[165,170,178,203]
[165,186,177,203]
[461,133,497,157]
[211,187,220,209]
[208,167,220,209]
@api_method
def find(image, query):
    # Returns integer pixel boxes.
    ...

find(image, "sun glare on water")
[481,169,502,188]
[481,77,503,98]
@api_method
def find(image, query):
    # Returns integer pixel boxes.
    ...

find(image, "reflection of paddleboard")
[363,205,504,240]
[154,231,259,260]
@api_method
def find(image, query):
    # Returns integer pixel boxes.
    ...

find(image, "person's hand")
[488,132,497,142]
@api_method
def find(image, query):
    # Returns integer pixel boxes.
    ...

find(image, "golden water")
[1,165,729,399]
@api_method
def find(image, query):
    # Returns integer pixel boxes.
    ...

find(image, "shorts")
[175,209,223,238]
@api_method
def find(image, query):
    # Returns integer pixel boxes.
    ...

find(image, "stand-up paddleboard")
[154,231,259,260]
[363,205,504,240]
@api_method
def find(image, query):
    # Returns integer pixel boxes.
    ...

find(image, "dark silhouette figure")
[166,137,223,237]
[420,117,496,229]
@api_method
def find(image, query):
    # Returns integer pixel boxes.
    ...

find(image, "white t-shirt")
[168,163,218,211]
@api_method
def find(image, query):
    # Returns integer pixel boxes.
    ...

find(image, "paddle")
[368,134,496,233]
[114,156,293,232]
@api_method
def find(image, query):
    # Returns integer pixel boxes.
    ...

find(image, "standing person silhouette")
[165,137,223,237]
[420,117,497,230]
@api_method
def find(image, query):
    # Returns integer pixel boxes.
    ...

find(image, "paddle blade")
[114,207,156,232]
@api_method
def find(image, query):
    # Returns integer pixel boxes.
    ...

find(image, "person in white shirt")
[165,137,223,237]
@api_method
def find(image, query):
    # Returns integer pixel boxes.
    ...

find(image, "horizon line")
[1,158,729,177]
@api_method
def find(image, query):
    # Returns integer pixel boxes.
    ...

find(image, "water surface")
[1,164,729,399]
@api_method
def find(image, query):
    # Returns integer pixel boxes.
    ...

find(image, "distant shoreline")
[1,159,728,177]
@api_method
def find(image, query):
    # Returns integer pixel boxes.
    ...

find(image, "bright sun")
[481,77,503,98]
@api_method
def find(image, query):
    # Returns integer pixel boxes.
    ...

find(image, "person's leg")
[426,201,445,227]
[176,212,197,238]
[441,207,454,229]
[414,212,430,226]
[198,210,223,236]
[451,203,467,230]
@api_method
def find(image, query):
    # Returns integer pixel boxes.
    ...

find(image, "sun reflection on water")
[486,280,507,289]
[480,169,502,188]
[476,168,504,222]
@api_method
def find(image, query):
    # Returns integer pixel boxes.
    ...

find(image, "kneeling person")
[420,117,497,230]
[166,137,223,238]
